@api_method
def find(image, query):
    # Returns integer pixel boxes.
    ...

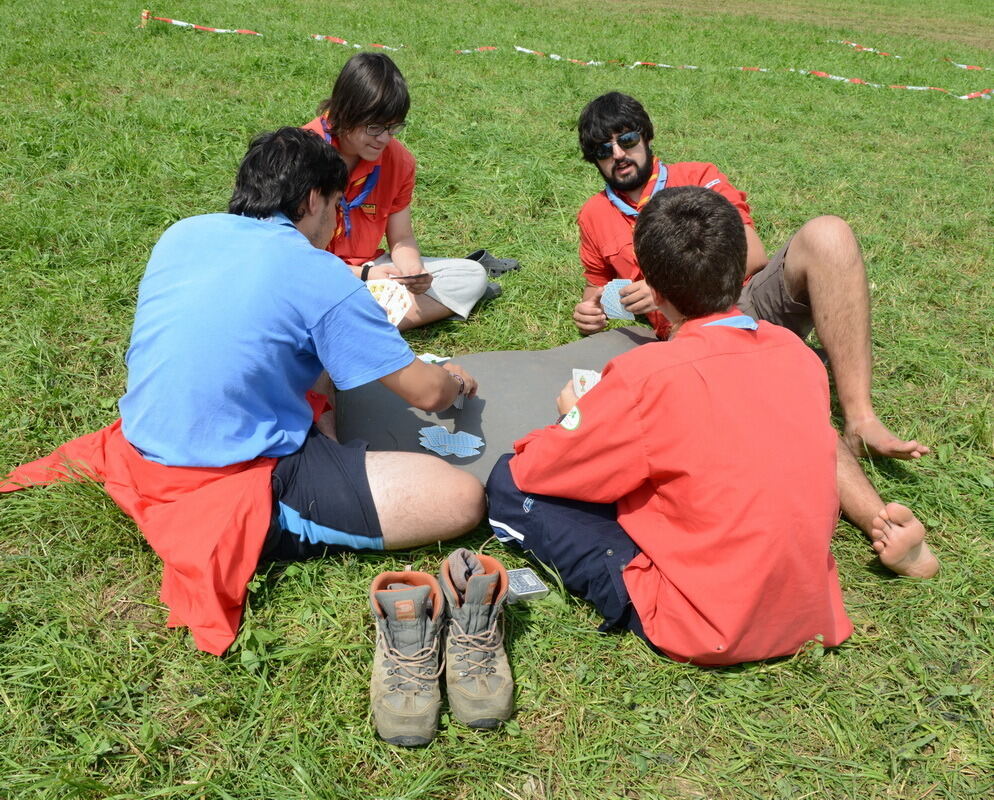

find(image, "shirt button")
[606,549,614,556]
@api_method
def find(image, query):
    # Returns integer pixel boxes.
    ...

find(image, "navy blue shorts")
[486,454,657,650]
[260,427,384,562]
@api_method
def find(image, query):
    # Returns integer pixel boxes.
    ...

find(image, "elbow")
[410,385,453,413]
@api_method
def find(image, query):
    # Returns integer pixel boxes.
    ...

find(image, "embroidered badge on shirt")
[560,406,582,431]
[361,203,376,215]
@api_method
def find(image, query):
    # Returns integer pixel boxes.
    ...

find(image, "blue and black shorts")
[486,453,658,652]
[260,427,384,562]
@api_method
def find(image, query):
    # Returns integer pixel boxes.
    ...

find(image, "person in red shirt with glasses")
[572,92,927,463]
[487,187,937,666]
[302,53,492,331]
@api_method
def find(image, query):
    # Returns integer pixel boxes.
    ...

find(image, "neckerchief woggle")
[604,156,668,222]
[320,116,380,239]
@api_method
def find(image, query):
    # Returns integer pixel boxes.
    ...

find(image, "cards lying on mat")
[571,368,602,398]
[419,425,484,458]
[366,279,413,326]
[601,279,635,320]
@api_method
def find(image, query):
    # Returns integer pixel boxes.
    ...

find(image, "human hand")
[557,380,579,416]
[390,271,433,295]
[443,363,478,399]
[573,289,607,335]
[619,280,657,315]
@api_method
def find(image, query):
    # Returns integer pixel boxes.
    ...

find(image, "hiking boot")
[439,549,514,728]
[369,570,445,746]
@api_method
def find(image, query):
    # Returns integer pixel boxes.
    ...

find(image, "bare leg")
[398,294,455,332]
[836,437,939,577]
[784,216,929,460]
[366,451,485,549]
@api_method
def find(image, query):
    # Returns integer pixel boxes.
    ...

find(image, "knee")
[794,215,856,252]
[460,259,489,302]
[449,470,486,534]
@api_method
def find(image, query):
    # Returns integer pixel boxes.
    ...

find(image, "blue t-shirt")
[119,213,414,467]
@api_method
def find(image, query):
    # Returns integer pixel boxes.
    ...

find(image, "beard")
[604,147,655,194]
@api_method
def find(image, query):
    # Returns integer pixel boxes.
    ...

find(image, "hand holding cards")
[572,368,602,397]
[601,279,635,320]
[390,271,432,295]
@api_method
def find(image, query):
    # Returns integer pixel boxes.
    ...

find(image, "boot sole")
[381,733,435,747]
[462,717,504,729]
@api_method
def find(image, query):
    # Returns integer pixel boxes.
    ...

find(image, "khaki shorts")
[736,239,814,340]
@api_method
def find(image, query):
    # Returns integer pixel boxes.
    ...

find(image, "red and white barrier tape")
[139,9,261,36]
[465,44,991,100]
[945,58,991,71]
[311,34,401,50]
[135,16,992,101]
[514,46,606,66]
[831,40,901,58]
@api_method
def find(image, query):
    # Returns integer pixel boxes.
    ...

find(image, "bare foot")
[844,416,930,460]
[870,503,939,578]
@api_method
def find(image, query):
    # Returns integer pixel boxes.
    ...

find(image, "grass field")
[1,0,992,797]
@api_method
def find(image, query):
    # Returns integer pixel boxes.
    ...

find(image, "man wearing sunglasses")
[573,92,927,463]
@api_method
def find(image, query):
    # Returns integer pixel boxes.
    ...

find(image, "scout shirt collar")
[604,157,668,219]
[674,308,759,339]
[320,116,384,240]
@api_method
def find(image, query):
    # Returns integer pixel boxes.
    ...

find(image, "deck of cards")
[419,425,484,458]
[366,278,413,326]
[601,278,635,320]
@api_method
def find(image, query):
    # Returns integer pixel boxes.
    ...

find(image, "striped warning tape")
[311,34,401,50]
[139,10,261,36]
[831,40,902,58]
[135,13,992,101]
[467,44,991,100]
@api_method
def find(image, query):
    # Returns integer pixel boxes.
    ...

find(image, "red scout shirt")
[302,116,416,265]
[578,162,755,338]
[509,310,853,666]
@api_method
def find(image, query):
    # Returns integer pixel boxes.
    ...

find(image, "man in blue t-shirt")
[119,127,484,557]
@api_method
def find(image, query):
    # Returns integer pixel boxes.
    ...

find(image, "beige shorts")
[368,253,488,319]
[737,239,814,340]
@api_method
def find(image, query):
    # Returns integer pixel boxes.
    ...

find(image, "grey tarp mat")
[336,325,657,482]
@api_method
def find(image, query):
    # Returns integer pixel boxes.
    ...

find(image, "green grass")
[1,0,992,797]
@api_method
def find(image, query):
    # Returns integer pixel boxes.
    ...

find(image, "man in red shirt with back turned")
[487,186,937,665]
[572,92,926,464]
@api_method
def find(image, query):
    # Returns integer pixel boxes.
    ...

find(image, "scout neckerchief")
[604,156,668,224]
[320,116,381,239]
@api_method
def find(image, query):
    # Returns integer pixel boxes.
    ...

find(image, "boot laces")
[449,618,503,677]
[379,630,443,693]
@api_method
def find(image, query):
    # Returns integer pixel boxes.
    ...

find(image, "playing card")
[417,426,484,458]
[442,445,478,459]
[448,431,484,449]
[572,368,602,397]
[366,279,413,326]
[601,279,635,320]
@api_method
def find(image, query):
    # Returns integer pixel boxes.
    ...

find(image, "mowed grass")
[1,0,992,797]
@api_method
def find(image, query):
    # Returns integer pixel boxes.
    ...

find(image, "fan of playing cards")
[366,278,413,326]
[601,278,635,320]
[419,425,484,458]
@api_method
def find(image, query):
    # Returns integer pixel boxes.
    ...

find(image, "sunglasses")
[365,121,407,137]
[594,130,642,161]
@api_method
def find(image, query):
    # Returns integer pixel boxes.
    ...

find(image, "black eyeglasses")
[365,122,407,137]
[594,130,641,160]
